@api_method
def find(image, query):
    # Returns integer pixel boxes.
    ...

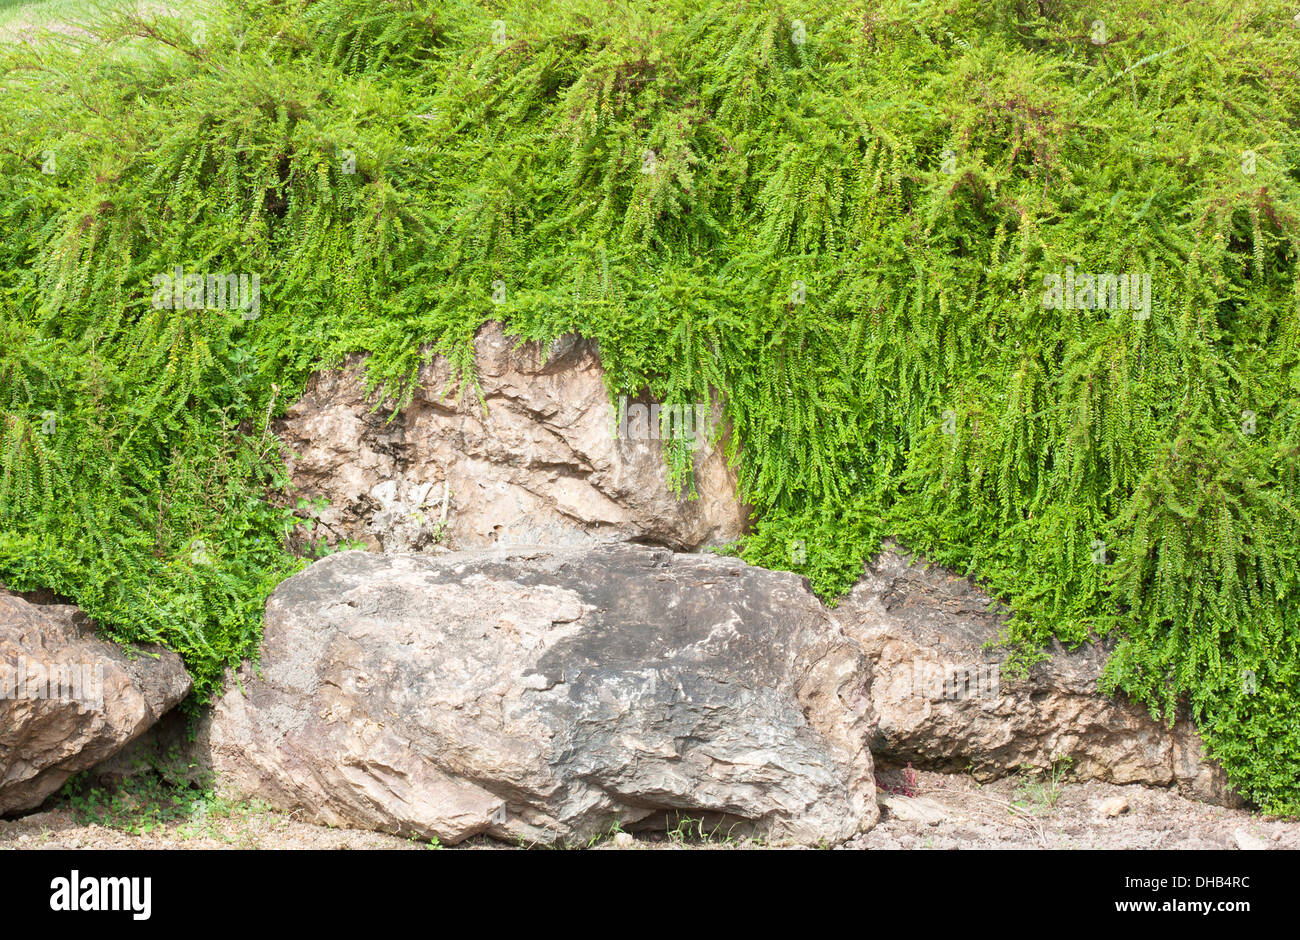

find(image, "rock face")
[200,546,877,846]
[0,590,192,815]
[835,546,1240,806]
[277,322,748,554]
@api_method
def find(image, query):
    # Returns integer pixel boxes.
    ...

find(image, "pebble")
[1233,828,1269,851]
[1101,796,1129,817]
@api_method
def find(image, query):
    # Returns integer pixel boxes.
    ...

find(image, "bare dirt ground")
[2,768,1295,850]
[850,768,1297,851]
[0,804,421,850]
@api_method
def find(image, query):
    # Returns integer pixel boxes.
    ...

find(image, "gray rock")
[199,546,877,846]
[0,590,192,815]
[834,544,1241,806]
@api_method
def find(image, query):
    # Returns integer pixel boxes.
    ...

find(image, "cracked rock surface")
[834,545,1240,806]
[0,589,191,815]
[276,321,748,554]
[198,545,877,846]
[193,543,1244,846]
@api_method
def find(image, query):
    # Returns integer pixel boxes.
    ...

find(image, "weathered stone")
[1100,795,1130,817]
[277,321,748,555]
[832,544,1241,806]
[878,794,947,826]
[199,545,877,846]
[0,590,192,815]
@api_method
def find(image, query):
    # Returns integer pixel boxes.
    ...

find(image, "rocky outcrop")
[0,589,192,815]
[277,322,748,554]
[835,545,1240,806]
[199,546,877,846]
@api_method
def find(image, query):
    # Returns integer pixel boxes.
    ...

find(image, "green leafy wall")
[1,0,1298,810]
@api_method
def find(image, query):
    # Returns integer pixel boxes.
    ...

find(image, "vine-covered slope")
[1,0,1298,809]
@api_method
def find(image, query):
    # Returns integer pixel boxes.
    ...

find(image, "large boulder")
[834,545,1240,805]
[0,589,192,815]
[277,321,748,554]
[200,546,877,845]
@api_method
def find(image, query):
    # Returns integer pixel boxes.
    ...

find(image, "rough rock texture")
[0,589,192,815]
[277,321,748,554]
[200,546,877,846]
[834,545,1241,806]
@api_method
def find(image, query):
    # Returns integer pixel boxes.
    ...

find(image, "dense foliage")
[1,0,1298,809]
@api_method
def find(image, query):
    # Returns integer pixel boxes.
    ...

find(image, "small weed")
[585,819,626,848]
[665,815,747,846]
[1012,756,1074,816]
[876,762,920,797]
[58,748,258,841]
